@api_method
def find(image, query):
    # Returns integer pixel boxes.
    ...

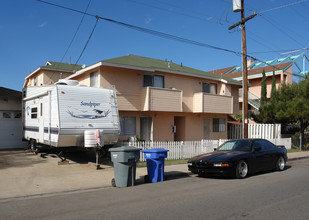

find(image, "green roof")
[102,55,240,84]
[42,61,83,72]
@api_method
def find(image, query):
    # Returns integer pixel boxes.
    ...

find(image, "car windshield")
[218,140,251,152]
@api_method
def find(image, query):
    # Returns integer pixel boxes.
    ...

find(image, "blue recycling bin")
[141,148,169,183]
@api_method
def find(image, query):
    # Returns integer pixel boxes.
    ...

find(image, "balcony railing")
[193,92,233,114]
[141,87,183,112]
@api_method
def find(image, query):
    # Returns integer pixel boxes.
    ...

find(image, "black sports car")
[188,139,288,178]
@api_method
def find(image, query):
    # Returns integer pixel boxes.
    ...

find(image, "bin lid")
[141,148,169,153]
[109,146,141,152]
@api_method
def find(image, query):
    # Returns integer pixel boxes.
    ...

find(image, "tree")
[270,70,276,100]
[271,78,309,149]
[261,69,267,105]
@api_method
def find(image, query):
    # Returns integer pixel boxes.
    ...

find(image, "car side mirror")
[214,148,217,151]
[254,147,262,152]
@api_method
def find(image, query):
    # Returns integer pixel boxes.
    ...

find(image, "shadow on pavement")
[0,148,113,170]
[135,171,191,185]
[0,150,48,169]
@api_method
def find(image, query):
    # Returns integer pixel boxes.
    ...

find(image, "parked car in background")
[188,139,288,178]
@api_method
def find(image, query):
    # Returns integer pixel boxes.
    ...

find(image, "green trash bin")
[109,146,141,187]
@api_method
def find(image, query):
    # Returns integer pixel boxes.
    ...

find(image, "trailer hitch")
[57,151,67,162]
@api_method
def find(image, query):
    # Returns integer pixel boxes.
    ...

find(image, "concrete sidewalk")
[0,150,309,200]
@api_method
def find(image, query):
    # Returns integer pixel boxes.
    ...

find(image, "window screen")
[31,108,38,119]
[203,82,217,94]
[120,116,136,135]
[213,118,226,132]
[90,71,99,87]
[143,74,164,88]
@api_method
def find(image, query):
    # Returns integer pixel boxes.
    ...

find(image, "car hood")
[188,151,247,163]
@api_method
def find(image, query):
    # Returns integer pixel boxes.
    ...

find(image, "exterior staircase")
[248,91,261,110]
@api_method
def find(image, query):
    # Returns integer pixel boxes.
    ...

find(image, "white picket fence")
[229,124,281,139]
[129,138,291,162]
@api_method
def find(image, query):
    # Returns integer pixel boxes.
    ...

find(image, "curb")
[287,156,309,161]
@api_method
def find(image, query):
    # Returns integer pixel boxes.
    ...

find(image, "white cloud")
[38,22,47,28]
[145,17,152,24]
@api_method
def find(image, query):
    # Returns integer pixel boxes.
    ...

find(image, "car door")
[251,140,272,172]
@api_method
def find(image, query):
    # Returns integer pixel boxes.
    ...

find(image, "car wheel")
[236,160,248,179]
[276,156,285,171]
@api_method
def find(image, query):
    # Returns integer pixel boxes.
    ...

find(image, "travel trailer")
[22,80,120,153]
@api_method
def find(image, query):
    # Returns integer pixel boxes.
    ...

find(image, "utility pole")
[229,0,256,139]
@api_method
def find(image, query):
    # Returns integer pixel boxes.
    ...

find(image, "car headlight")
[213,163,230,167]
[188,162,193,166]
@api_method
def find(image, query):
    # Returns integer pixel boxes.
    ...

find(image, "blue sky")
[1,0,309,91]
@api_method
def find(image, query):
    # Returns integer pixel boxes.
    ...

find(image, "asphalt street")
[1,159,309,220]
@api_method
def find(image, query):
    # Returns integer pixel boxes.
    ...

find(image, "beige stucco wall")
[95,66,239,113]
[70,65,236,141]
[24,70,73,87]
[249,73,283,99]
[118,111,228,141]
[42,70,72,85]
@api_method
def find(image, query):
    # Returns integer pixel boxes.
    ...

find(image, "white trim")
[66,61,102,79]
[25,67,41,80]
[23,91,49,101]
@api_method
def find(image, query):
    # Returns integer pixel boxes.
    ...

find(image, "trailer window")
[31,107,38,119]
[40,103,43,116]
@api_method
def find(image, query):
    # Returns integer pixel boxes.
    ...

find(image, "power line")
[128,0,225,26]
[60,0,92,63]
[75,16,99,65]
[36,0,242,56]
[250,48,307,54]
[259,0,307,14]
[36,0,302,81]
[46,0,92,85]
[259,15,306,48]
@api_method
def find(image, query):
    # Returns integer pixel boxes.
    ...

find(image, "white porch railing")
[129,138,291,162]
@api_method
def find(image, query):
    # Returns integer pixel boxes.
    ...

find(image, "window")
[31,108,38,119]
[14,112,22,119]
[253,140,276,151]
[90,71,99,87]
[3,112,11,119]
[203,82,217,94]
[34,76,38,86]
[143,74,164,88]
[213,118,226,132]
[120,116,136,135]
[40,103,43,116]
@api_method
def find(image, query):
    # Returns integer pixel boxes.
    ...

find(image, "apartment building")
[24,61,83,87]
[210,62,293,112]
[62,55,241,142]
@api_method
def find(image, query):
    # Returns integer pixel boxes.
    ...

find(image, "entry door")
[38,100,44,143]
[174,116,185,141]
[203,118,211,139]
[140,117,152,141]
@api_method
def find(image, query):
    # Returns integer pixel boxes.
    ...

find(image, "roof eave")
[67,61,241,85]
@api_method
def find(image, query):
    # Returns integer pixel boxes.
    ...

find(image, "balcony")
[141,87,183,112]
[193,92,233,114]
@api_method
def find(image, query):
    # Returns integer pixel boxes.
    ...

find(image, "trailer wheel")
[30,140,38,154]
[111,178,116,187]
